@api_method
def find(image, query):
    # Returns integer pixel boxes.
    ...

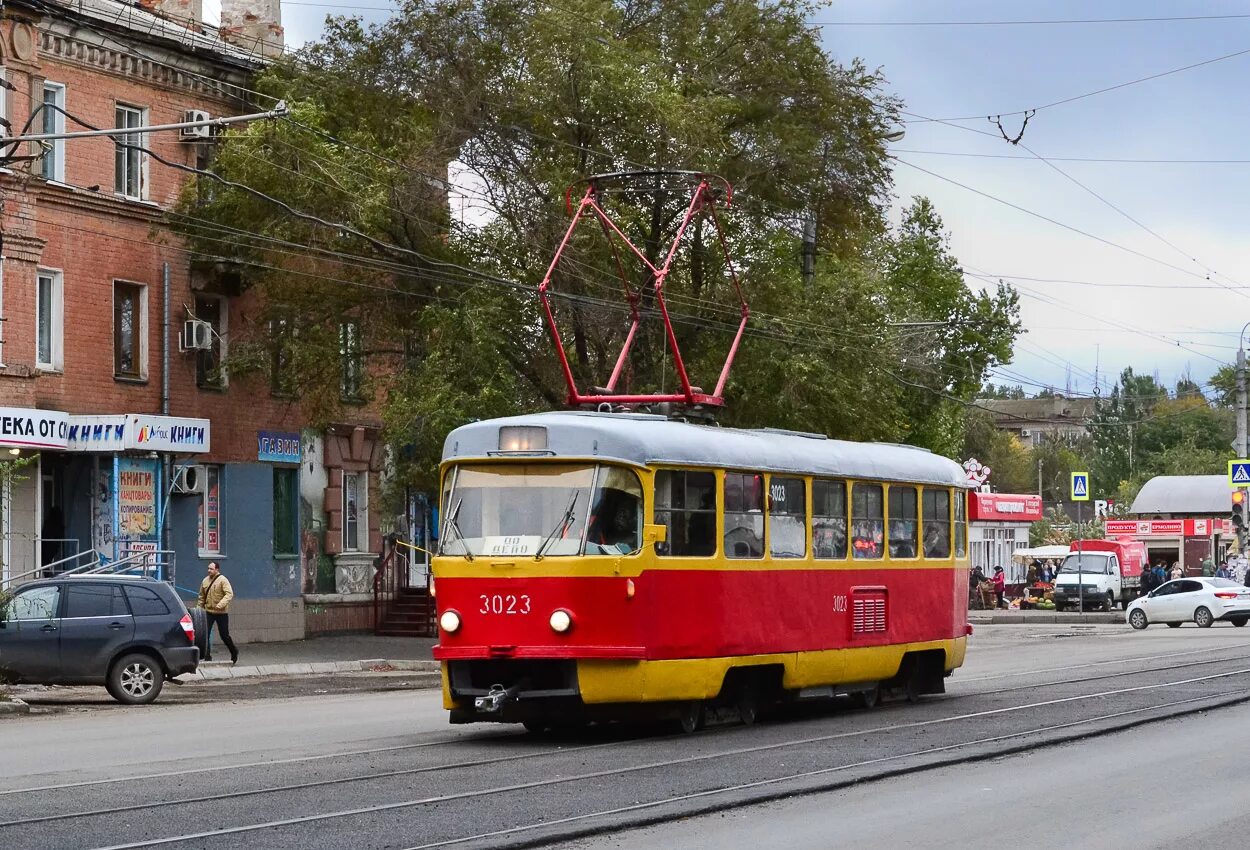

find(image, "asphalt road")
[569,703,1250,850]
[1,624,1247,849]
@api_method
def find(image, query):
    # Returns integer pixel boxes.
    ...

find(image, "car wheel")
[1105,593,1116,611]
[1128,609,1148,630]
[1167,622,1182,629]
[106,653,164,705]
[1195,607,1215,629]
[1232,617,1249,627]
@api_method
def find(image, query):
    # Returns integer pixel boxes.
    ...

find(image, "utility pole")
[1037,457,1043,499]
[1237,325,1250,556]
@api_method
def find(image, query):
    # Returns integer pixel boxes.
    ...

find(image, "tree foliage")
[176,0,1022,489]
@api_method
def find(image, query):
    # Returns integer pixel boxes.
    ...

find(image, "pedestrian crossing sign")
[1229,460,1250,486]
[1070,472,1089,501]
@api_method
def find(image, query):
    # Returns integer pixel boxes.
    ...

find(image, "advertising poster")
[117,457,160,544]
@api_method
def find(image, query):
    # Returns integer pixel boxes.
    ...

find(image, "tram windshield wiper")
[441,498,474,561]
[535,492,579,561]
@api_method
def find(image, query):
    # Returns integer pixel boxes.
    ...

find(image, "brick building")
[0,0,403,640]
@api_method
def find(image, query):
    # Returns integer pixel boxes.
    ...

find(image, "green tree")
[961,408,1034,493]
[177,0,1021,485]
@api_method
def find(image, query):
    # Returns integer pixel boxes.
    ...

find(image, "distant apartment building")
[979,396,1097,446]
[0,0,407,640]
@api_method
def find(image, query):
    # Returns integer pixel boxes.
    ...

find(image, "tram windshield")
[440,463,643,558]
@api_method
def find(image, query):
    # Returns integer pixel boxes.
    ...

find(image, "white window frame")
[35,268,63,371]
[114,103,148,200]
[198,464,223,556]
[112,280,148,379]
[40,82,65,182]
[342,470,367,552]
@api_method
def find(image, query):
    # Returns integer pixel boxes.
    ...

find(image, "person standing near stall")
[992,566,1006,609]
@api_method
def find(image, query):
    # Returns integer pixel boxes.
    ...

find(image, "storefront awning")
[65,415,210,453]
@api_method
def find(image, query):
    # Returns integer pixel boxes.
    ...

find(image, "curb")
[187,658,440,681]
[970,613,1123,625]
[0,698,30,716]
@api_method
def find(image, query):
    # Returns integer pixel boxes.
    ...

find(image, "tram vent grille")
[851,593,887,635]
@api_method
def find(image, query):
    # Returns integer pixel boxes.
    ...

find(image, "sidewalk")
[189,633,441,682]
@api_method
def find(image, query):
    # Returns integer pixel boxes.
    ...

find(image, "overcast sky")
[275,0,1250,398]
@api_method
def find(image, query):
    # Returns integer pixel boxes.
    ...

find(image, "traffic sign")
[1070,472,1090,501]
[1230,460,1250,486]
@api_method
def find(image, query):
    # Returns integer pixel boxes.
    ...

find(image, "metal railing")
[1,549,174,590]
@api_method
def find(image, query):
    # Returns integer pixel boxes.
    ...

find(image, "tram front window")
[440,464,642,558]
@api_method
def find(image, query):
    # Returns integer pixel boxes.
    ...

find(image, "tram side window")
[888,485,918,559]
[851,483,884,559]
[654,470,717,557]
[769,477,806,559]
[954,490,967,557]
[922,489,951,558]
[813,479,847,559]
[724,472,764,559]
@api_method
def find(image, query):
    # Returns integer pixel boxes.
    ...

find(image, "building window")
[922,489,951,558]
[197,465,222,555]
[654,470,716,557]
[35,268,63,370]
[813,479,847,559]
[273,467,298,556]
[269,317,294,397]
[342,471,366,552]
[768,476,806,559]
[194,294,226,389]
[851,483,884,559]
[113,281,145,379]
[887,485,918,559]
[40,82,65,182]
[114,104,146,199]
[339,321,363,401]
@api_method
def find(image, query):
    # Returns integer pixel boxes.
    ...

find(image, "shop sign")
[257,430,301,464]
[0,406,69,450]
[1106,518,1232,537]
[969,492,1043,523]
[66,415,210,453]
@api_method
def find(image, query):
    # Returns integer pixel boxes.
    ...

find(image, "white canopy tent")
[1010,545,1070,562]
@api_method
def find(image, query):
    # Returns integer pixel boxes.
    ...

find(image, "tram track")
[8,658,1250,850]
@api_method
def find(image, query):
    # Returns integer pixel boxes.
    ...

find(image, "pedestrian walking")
[1140,564,1155,595]
[1170,561,1183,581]
[197,561,238,664]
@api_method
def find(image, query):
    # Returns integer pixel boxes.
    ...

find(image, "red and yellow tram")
[432,411,972,729]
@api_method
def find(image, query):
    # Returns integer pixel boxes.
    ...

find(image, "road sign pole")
[1077,500,1084,614]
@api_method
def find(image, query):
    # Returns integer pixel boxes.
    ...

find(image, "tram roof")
[442,412,970,487]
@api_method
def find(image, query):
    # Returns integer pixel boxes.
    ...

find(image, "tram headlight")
[439,609,462,634]
[549,609,573,633]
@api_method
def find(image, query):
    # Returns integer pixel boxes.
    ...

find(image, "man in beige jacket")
[197,562,238,664]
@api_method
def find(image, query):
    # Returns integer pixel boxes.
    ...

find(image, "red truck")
[1052,538,1147,611]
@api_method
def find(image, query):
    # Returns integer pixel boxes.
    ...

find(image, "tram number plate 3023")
[479,594,532,615]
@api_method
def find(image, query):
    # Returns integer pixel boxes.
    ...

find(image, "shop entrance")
[1145,545,1179,573]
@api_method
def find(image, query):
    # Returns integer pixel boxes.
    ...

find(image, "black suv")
[0,576,201,704]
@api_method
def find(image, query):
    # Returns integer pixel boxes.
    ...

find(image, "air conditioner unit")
[180,109,212,141]
[1020,429,1032,438]
[179,319,213,352]
[171,464,206,495]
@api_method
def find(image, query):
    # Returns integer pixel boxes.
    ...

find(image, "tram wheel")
[676,701,705,734]
[851,685,880,709]
[735,689,759,727]
[522,720,548,735]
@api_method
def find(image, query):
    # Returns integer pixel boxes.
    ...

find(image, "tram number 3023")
[479,594,532,615]
[832,595,848,613]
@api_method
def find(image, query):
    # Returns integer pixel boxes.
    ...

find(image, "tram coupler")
[475,682,521,714]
